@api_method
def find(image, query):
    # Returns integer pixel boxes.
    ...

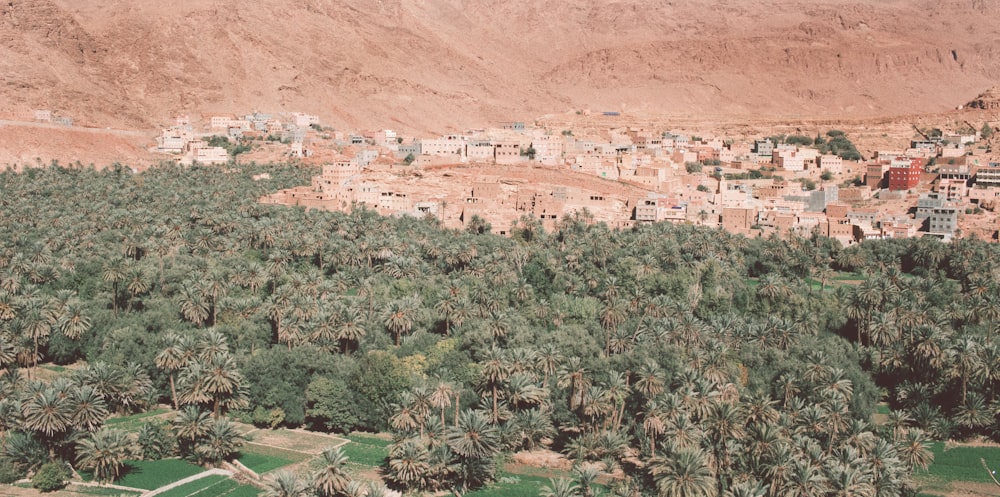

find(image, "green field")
[341,434,390,468]
[105,408,172,431]
[114,459,206,490]
[461,475,550,497]
[917,442,1000,485]
[238,443,306,473]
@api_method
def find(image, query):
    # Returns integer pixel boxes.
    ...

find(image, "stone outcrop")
[967,87,1000,110]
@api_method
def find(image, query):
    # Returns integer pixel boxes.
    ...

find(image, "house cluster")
[33,109,73,126]
[154,112,322,164]
[249,116,997,242]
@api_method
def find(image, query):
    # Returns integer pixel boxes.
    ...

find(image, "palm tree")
[101,258,126,315]
[76,428,135,483]
[430,380,455,427]
[448,410,500,491]
[781,459,829,497]
[635,360,666,401]
[56,301,91,341]
[200,353,246,418]
[21,384,72,438]
[382,297,416,346]
[387,439,430,490]
[535,344,563,389]
[193,417,246,465]
[479,347,510,423]
[642,400,666,457]
[265,471,309,497]
[895,429,934,471]
[541,478,582,497]
[19,298,51,373]
[171,406,211,446]
[946,336,981,403]
[200,267,230,326]
[177,284,209,327]
[335,305,366,355]
[558,357,590,412]
[649,448,718,497]
[313,446,351,497]
[953,392,992,431]
[72,385,109,433]
[155,333,187,409]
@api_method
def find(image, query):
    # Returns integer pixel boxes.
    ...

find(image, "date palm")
[56,301,91,341]
[382,297,416,346]
[335,305,366,355]
[895,428,933,471]
[155,333,186,409]
[266,470,309,497]
[649,448,718,497]
[101,258,126,315]
[194,416,246,465]
[541,477,582,497]
[387,439,430,489]
[313,446,351,497]
[72,385,109,432]
[535,344,563,389]
[19,298,51,373]
[76,428,134,483]
[172,406,212,445]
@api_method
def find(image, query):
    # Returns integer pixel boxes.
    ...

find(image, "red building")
[888,157,925,191]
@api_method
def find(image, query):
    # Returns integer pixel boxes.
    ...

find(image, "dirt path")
[142,469,231,497]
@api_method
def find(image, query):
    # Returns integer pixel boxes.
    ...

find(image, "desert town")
[126,104,999,245]
[21,100,1000,245]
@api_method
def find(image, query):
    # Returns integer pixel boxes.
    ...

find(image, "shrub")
[0,457,26,483]
[786,135,813,146]
[696,184,710,192]
[820,170,834,181]
[685,162,703,173]
[32,462,70,492]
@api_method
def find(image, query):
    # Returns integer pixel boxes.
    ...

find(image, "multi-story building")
[915,193,945,219]
[888,157,923,191]
[927,207,959,236]
[976,163,1000,187]
[753,140,773,158]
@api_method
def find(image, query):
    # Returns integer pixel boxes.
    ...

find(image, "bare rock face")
[967,87,1000,110]
[1,0,999,131]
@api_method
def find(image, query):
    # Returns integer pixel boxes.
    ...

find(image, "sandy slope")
[1,0,998,135]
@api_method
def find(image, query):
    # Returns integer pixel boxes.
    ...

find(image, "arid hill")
[2,0,999,133]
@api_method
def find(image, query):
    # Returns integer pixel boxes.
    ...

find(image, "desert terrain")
[2,0,999,135]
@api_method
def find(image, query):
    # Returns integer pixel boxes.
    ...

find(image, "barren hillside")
[1,0,998,133]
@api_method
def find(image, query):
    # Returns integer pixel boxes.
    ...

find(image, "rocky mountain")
[2,0,998,132]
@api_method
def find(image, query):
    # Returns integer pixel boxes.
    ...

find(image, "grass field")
[238,450,297,473]
[238,443,308,473]
[917,442,1000,485]
[104,409,173,432]
[341,434,390,468]
[113,459,206,489]
[461,475,551,497]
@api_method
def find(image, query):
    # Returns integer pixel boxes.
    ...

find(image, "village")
[141,109,1000,244]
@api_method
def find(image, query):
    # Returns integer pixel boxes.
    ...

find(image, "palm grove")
[1,162,996,496]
